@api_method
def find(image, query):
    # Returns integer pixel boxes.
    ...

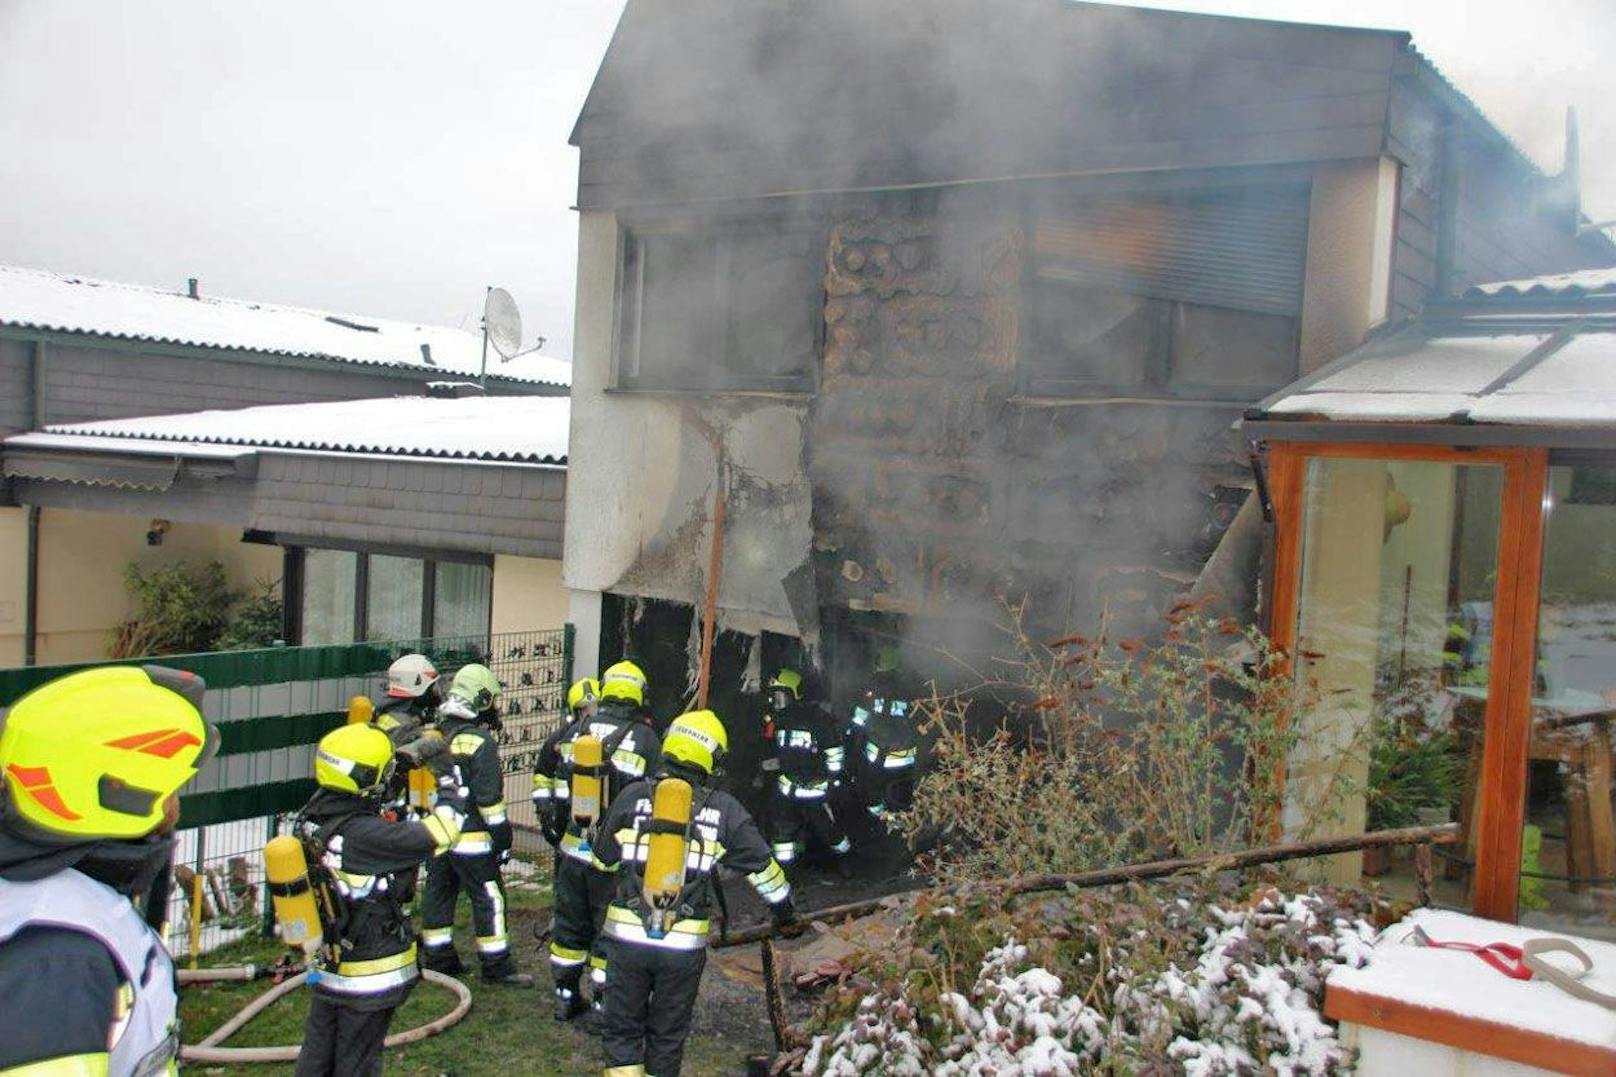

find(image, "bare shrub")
[896,604,1345,886]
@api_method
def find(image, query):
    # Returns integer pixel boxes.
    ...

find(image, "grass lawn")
[180,880,756,1076]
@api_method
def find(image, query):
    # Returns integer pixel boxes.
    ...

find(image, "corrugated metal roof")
[6,395,571,465]
[1251,322,1616,430]
[1466,268,1616,299]
[0,264,572,388]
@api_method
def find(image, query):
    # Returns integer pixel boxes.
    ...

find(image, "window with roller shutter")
[1022,183,1309,400]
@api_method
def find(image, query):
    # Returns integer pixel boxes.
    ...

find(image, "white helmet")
[385,653,439,699]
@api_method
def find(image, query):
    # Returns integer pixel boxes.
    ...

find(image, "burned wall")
[807,190,1248,662]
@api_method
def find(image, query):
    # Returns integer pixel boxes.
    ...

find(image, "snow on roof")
[1467,267,1616,299]
[10,395,571,465]
[1327,908,1616,1049]
[0,264,572,388]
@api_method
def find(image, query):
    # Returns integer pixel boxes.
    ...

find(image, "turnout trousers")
[549,854,613,994]
[419,851,516,978]
[601,937,707,1077]
[294,994,398,1077]
[767,790,850,866]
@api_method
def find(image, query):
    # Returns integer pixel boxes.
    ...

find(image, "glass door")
[1287,455,1505,903]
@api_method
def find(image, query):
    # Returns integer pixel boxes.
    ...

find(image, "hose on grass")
[177,968,473,1064]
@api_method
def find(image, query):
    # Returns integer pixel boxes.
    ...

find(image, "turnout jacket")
[295,789,461,1008]
[371,695,433,744]
[849,674,918,771]
[591,771,790,950]
[532,699,662,864]
[435,703,509,856]
[768,700,846,799]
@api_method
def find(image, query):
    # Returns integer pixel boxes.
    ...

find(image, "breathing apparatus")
[635,710,727,938]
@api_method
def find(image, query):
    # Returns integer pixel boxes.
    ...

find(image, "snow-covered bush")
[797,880,1378,1076]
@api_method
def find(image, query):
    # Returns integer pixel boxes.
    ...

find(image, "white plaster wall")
[562,210,816,632]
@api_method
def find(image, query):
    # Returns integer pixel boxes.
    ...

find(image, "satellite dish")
[483,287,522,361]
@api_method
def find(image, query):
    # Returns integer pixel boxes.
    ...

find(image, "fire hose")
[175,966,473,1064]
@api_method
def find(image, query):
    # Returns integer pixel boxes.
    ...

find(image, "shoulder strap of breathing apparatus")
[293,807,366,968]
[635,777,719,938]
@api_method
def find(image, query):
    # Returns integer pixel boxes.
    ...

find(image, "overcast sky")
[0,0,1609,363]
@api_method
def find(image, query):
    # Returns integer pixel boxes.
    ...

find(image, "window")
[293,546,491,644]
[300,549,357,646]
[366,555,425,642]
[616,218,821,392]
[1023,184,1306,399]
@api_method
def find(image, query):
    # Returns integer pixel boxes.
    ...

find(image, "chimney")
[420,343,436,366]
[187,277,199,299]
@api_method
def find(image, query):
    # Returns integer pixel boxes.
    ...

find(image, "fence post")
[562,622,575,689]
[262,813,280,937]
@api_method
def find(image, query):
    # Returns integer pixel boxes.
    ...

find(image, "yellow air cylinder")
[264,835,323,958]
[641,777,693,937]
[408,765,436,811]
[347,696,374,725]
[570,734,604,827]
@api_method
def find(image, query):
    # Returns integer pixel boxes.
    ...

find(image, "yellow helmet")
[663,710,728,776]
[447,663,501,713]
[314,723,395,796]
[566,677,600,716]
[600,660,647,706]
[768,669,803,700]
[0,665,215,843]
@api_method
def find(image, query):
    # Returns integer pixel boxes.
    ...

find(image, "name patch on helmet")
[315,748,355,775]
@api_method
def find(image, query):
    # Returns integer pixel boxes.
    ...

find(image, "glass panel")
[300,549,356,645]
[1523,463,1616,934]
[366,554,424,642]
[1290,457,1504,905]
[433,561,492,640]
[1025,283,1154,392]
[1168,303,1296,392]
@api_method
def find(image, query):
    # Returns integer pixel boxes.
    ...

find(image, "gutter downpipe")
[23,340,45,665]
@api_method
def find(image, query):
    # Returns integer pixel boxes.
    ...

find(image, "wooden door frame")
[1266,440,1548,921]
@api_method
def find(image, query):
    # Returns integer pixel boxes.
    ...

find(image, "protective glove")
[434,766,472,820]
[770,897,804,939]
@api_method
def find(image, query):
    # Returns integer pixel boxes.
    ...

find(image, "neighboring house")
[0,265,571,665]
[560,0,1614,724]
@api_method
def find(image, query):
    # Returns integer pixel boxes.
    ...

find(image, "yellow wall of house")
[0,508,282,668]
[1299,156,1400,374]
[0,507,26,667]
[490,554,568,637]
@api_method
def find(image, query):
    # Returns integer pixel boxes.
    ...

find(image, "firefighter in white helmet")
[372,653,441,743]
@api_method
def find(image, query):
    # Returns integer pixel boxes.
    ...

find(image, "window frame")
[611,213,825,396]
[285,541,492,644]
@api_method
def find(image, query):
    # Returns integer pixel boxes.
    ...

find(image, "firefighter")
[291,723,472,1077]
[372,653,441,742]
[530,676,602,849]
[418,663,534,986]
[593,709,796,1077]
[0,665,217,1076]
[848,645,919,824]
[534,662,661,1021]
[763,669,851,872]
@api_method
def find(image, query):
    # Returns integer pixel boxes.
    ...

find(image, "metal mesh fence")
[1,627,572,957]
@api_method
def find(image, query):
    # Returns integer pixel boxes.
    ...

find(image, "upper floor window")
[615,217,822,392]
[1022,184,1308,400]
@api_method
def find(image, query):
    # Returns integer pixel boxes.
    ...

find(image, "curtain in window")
[301,550,357,645]
[434,561,492,641]
[366,554,424,642]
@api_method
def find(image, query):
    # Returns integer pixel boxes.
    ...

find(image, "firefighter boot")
[553,967,588,1021]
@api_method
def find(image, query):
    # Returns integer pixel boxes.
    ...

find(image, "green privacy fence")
[0,626,574,827]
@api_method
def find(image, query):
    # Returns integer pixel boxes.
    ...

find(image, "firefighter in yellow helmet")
[419,664,535,986]
[763,669,851,874]
[291,722,471,1076]
[0,665,216,1076]
[592,710,795,1076]
[535,662,661,1021]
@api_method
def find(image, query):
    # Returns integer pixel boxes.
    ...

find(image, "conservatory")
[1246,268,1616,933]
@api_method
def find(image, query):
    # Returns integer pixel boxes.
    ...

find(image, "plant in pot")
[1363,699,1463,876]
